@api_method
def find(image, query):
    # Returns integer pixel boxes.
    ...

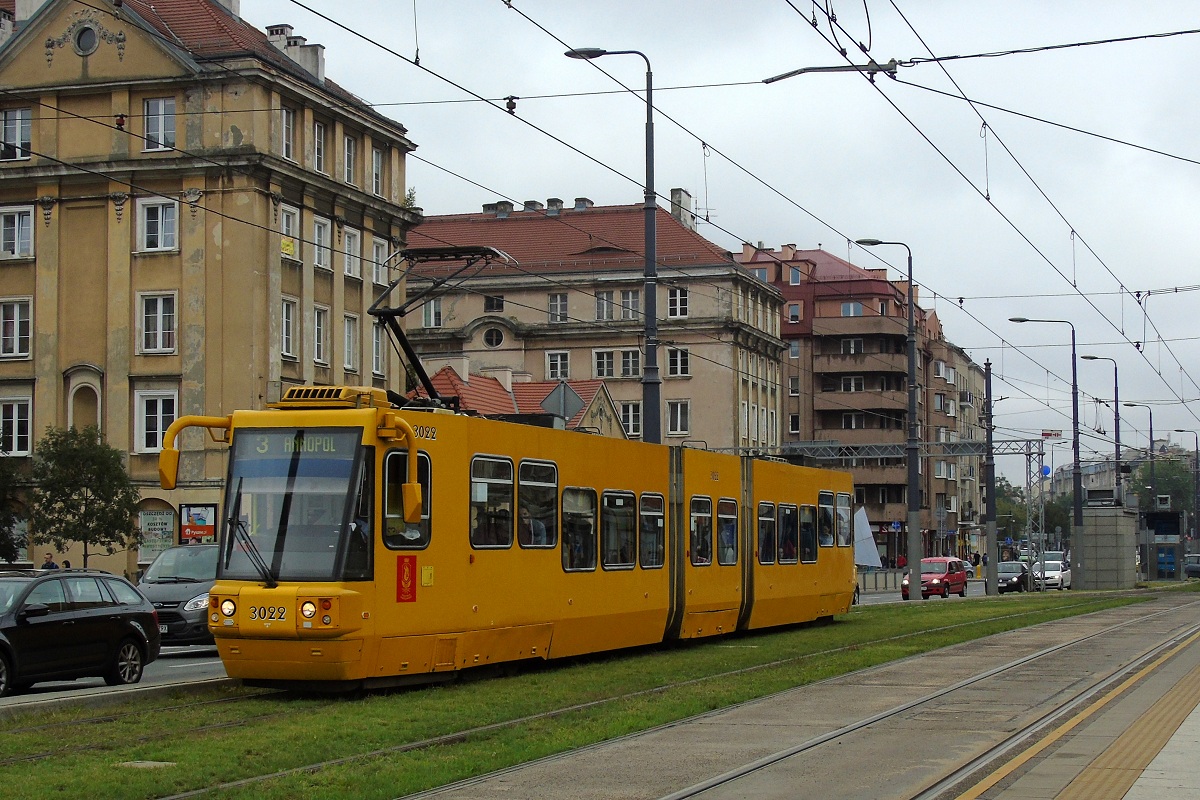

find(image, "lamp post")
[1174,429,1199,546]
[1123,402,1156,501]
[566,47,660,443]
[1081,355,1122,505]
[855,239,921,570]
[1010,318,1083,529]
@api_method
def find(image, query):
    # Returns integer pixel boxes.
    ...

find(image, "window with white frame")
[314,306,329,364]
[313,121,327,173]
[788,340,800,358]
[594,350,614,378]
[668,287,688,318]
[313,217,331,269]
[841,338,863,355]
[620,349,640,378]
[667,347,689,377]
[372,240,388,285]
[788,376,800,396]
[281,297,297,357]
[140,293,176,353]
[280,205,299,259]
[136,199,178,252]
[343,134,357,184]
[789,266,802,285]
[422,298,441,328]
[135,390,176,453]
[1,299,30,358]
[620,289,639,320]
[548,292,567,323]
[841,375,864,392]
[749,267,767,281]
[547,351,569,380]
[596,290,615,321]
[343,314,359,371]
[0,396,31,456]
[667,400,690,436]
[788,303,800,323]
[343,228,361,278]
[280,106,295,160]
[789,413,800,434]
[144,98,175,151]
[621,402,641,438]
[0,108,31,161]
[372,147,384,196]
[0,207,32,258]
[372,323,385,375]
[842,412,866,429]
[841,301,863,317]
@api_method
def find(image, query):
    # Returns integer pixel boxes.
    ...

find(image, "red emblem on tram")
[397,555,417,603]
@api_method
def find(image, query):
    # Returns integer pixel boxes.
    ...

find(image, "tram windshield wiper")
[227,478,278,588]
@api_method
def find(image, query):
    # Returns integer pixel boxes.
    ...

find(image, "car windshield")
[143,546,218,583]
[999,563,1022,573]
[1042,561,1062,572]
[0,578,30,614]
[920,560,950,574]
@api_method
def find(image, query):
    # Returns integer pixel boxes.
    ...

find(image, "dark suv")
[139,545,218,645]
[0,569,161,696]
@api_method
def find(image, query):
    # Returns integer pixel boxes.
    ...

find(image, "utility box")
[1143,510,1185,580]
[1077,505,1138,590]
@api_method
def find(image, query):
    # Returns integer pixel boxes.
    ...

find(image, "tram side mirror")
[403,483,423,524]
[159,447,180,490]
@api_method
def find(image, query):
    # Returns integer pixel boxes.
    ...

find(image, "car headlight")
[183,593,210,612]
[930,578,941,584]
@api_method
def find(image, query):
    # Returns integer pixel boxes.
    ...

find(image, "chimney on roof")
[523,200,544,213]
[495,201,514,218]
[15,0,48,24]
[0,9,13,47]
[211,0,241,15]
[670,188,696,231]
[573,197,594,211]
[546,198,563,216]
[266,24,294,50]
[286,36,326,83]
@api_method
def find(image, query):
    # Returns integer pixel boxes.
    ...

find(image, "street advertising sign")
[181,504,218,544]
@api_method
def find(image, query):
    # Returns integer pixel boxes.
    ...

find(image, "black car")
[139,544,218,645]
[996,561,1032,594]
[0,569,161,696]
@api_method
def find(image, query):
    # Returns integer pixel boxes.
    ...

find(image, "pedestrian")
[41,552,59,570]
[61,559,71,569]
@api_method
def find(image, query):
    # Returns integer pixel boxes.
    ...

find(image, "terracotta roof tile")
[511,380,605,428]
[413,366,517,415]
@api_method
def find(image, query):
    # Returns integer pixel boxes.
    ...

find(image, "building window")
[313,121,327,173]
[136,199,178,252]
[372,240,389,284]
[372,323,385,375]
[483,328,504,348]
[789,266,802,285]
[596,290,615,321]
[667,347,689,377]
[668,287,689,318]
[788,376,800,396]
[547,351,569,380]
[280,106,295,160]
[789,340,800,358]
[595,350,614,378]
[841,301,863,317]
[135,390,176,453]
[621,402,642,438]
[842,412,866,429]
[372,147,384,196]
[343,228,361,278]
[343,314,359,372]
[314,307,329,364]
[140,293,176,353]
[789,413,800,434]
[313,217,331,269]
[422,298,442,328]
[1,299,30,358]
[667,400,690,436]
[620,289,640,320]
[281,298,297,357]
[344,135,357,184]
[750,267,767,281]
[788,303,801,323]
[0,108,31,161]
[548,293,568,323]
[280,205,299,260]
[0,207,32,258]
[841,376,864,392]
[0,397,31,456]
[144,98,176,151]
[620,349,640,378]
[841,338,863,355]
[484,295,504,313]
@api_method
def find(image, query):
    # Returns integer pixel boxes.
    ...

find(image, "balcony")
[813,389,907,412]
[812,426,904,446]
[848,463,907,485]
[815,350,907,375]
[813,316,906,338]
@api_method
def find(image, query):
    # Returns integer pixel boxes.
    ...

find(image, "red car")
[902,557,969,600]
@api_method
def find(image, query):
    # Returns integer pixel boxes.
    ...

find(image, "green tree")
[0,455,23,563]
[1128,457,1193,514]
[28,426,141,567]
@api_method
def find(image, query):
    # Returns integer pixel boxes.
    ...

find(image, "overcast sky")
[242,1,1200,481]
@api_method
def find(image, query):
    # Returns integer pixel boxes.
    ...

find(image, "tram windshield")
[221,427,366,582]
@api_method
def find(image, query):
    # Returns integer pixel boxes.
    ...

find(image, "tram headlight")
[301,601,317,619]
[220,599,236,617]
[322,615,332,625]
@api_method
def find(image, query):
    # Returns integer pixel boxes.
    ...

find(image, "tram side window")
[836,492,853,547]
[717,499,738,566]
[639,494,665,568]
[562,487,597,571]
[800,505,817,563]
[690,496,712,566]
[343,459,373,580]
[779,504,799,564]
[758,502,777,565]
[518,460,558,548]
[384,451,430,549]
[817,491,835,547]
[471,457,513,548]
[601,491,636,568]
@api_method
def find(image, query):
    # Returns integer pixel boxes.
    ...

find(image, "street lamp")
[1010,318,1083,528]
[1123,402,1156,501]
[1081,355,1122,505]
[1174,429,1199,544]
[855,239,921,570]
[566,47,661,443]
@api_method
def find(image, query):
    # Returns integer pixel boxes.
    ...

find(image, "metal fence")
[858,568,904,592]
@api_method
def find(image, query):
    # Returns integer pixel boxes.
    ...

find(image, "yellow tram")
[158,386,857,689]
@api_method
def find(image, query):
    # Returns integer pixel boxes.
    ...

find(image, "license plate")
[159,624,168,633]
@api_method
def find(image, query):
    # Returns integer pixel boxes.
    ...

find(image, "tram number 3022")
[412,425,437,440]
[249,606,287,621]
